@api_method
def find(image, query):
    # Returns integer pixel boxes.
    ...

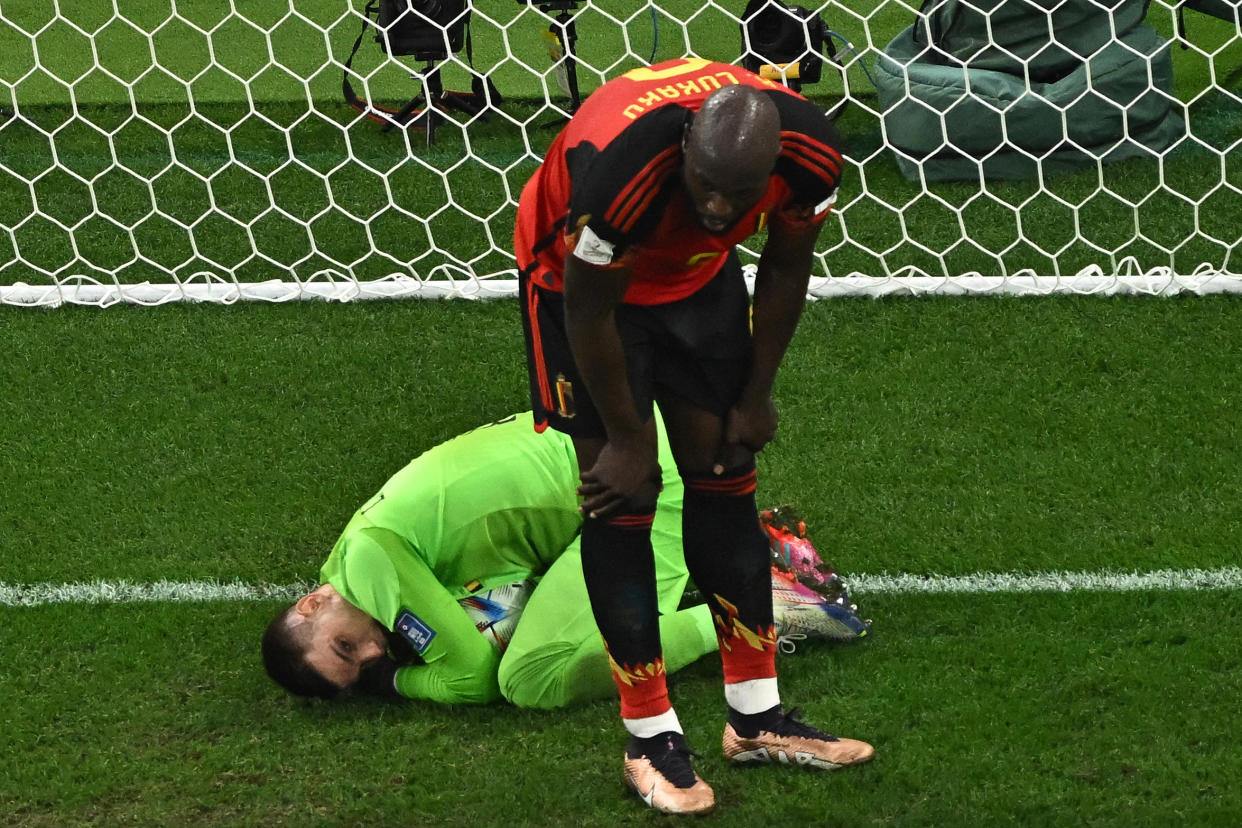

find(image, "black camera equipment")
[375,0,468,56]
[343,0,501,145]
[740,0,836,93]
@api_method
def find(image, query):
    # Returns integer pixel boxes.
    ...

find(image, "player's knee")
[497,646,562,709]
[499,641,615,709]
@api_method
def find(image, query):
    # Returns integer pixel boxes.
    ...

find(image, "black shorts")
[520,252,753,439]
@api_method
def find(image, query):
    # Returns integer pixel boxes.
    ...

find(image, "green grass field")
[3,2,1242,824]
[3,296,1242,825]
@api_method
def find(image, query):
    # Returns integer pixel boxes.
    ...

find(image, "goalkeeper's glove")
[354,656,401,699]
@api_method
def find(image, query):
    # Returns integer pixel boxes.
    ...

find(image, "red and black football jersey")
[515,58,844,305]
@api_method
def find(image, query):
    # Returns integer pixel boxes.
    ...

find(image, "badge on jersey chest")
[394,608,437,654]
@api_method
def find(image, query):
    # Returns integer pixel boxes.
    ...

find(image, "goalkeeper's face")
[297,584,388,691]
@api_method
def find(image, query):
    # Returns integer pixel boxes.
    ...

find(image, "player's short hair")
[261,604,341,700]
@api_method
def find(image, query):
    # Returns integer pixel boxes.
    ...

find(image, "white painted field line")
[850,567,1242,595]
[0,579,316,607]
[2,568,1241,607]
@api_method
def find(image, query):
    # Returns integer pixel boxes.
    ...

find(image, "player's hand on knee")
[713,398,778,474]
[578,440,661,518]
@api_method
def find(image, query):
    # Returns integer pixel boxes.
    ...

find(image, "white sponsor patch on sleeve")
[814,191,838,215]
[573,224,616,265]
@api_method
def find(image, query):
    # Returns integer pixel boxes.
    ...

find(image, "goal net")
[1,0,1239,306]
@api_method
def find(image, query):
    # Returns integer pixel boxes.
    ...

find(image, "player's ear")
[294,590,324,618]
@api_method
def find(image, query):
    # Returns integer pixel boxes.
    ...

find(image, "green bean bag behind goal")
[873,0,1185,181]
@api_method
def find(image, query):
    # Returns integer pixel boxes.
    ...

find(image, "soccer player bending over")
[261,412,861,709]
[515,58,872,814]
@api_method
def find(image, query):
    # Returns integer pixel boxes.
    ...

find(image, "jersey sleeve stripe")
[603,146,680,233]
[606,149,679,233]
[782,142,842,180]
[781,130,843,166]
[614,154,679,234]
[783,145,841,185]
[780,132,843,180]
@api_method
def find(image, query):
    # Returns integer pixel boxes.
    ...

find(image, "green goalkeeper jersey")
[319,412,585,704]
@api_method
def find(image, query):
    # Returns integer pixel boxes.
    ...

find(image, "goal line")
[4,567,1240,607]
[5,266,1242,308]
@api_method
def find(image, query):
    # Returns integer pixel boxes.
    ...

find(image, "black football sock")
[727,703,783,738]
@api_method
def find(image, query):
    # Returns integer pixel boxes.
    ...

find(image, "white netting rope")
[0,0,1239,307]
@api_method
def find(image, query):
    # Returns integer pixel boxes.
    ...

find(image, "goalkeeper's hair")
[261,604,340,700]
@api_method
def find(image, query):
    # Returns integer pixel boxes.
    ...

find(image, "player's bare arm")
[714,218,823,474]
[562,254,661,517]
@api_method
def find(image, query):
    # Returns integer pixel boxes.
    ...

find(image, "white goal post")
[0,0,1239,307]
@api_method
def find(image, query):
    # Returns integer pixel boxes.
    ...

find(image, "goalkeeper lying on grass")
[261,411,866,707]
